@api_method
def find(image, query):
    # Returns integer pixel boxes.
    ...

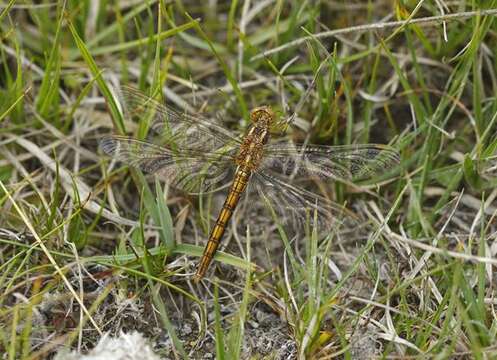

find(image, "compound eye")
[250,106,273,123]
[250,110,262,123]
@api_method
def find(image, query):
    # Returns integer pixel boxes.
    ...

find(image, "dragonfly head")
[250,106,274,125]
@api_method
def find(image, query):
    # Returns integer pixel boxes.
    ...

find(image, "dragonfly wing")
[262,142,399,182]
[251,170,355,233]
[120,86,241,152]
[100,136,235,194]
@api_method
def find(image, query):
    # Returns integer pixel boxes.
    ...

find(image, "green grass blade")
[184,12,249,122]
[66,13,126,134]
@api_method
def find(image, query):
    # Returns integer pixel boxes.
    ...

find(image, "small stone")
[248,320,259,329]
[181,323,192,336]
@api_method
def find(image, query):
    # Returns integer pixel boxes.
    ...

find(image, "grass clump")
[1,1,497,358]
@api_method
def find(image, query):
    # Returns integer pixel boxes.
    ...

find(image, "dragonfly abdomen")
[194,167,251,280]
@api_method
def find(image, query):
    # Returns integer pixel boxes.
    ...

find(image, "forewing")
[120,86,241,152]
[261,142,399,182]
[100,136,235,194]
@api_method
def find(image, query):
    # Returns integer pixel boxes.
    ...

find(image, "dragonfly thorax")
[235,109,273,170]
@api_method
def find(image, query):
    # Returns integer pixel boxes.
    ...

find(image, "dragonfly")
[100,86,399,281]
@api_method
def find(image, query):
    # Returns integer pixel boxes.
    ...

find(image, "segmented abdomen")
[194,167,251,280]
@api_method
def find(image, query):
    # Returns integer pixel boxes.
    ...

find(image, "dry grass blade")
[251,9,497,61]
[12,136,140,227]
[0,180,103,336]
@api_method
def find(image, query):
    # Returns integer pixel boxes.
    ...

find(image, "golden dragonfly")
[100,86,399,281]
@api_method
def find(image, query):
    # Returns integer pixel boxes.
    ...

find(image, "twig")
[251,9,497,61]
